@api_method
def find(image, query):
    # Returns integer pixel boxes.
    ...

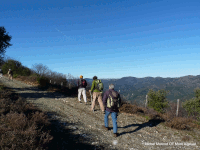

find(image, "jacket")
[91,79,101,93]
[77,79,87,89]
[103,89,121,112]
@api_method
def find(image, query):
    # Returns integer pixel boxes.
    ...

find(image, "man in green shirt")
[90,76,105,113]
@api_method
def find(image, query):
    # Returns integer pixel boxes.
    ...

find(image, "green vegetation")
[0,26,12,65]
[183,88,200,122]
[37,76,50,87]
[2,59,32,76]
[147,89,169,113]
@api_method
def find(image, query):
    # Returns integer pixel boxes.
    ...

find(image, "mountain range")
[85,75,200,104]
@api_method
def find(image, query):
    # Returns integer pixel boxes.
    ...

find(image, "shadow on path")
[118,119,164,136]
[45,111,106,150]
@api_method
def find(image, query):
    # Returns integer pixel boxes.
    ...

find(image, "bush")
[2,59,32,77]
[13,74,18,78]
[20,66,31,76]
[147,89,169,113]
[183,88,200,122]
[0,89,53,149]
[37,76,50,87]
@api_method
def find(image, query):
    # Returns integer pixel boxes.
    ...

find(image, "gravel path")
[0,76,199,150]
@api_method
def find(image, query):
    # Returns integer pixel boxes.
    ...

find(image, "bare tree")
[32,63,49,77]
[66,73,78,88]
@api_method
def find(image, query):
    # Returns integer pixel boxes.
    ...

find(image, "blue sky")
[1,0,200,79]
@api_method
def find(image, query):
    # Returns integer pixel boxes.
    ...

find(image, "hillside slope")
[86,75,200,103]
[0,76,199,150]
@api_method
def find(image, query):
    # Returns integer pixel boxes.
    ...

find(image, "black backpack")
[9,70,13,75]
[79,79,87,87]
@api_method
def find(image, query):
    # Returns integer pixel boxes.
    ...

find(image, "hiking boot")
[102,125,109,131]
[102,111,105,114]
[113,133,119,137]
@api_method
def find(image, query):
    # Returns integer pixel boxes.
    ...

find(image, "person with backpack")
[77,75,87,104]
[102,83,121,137]
[7,69,13,81]
[90,76,105,113]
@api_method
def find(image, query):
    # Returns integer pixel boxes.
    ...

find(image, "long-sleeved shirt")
[103,89,121,112]
[90,79,101,92]
[77,79,87,89]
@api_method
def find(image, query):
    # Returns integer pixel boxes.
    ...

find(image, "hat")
[80,75,83,78]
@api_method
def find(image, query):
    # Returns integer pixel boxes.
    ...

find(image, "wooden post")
[176,99,179,117]
[145,95,148,108]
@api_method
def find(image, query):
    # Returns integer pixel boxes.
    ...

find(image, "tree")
[0,27,12,64]
[147,89,169,113]
[183,88,200,121]
[2,59,31,76]
[32,63,49,77]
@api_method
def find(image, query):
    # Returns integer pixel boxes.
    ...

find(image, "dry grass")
[0,85,53,150]
[118,98,200,131]
[12,75,39,86]
[165,117,191,130]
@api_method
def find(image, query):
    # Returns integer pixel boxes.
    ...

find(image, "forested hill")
[85,75,200,103]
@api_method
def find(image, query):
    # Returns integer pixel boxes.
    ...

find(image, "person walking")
[7,69,13,81]
[102,84,121,137]
[90,76,105,113]
[77,75,87,104]
[0,69,3,78]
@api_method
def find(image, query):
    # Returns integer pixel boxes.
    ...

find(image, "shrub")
[165,117,191,130]
[13,74,18,78]
[182,88,200,122]
[2,59,32,77]
[147,89,169,113]
[182,98,200,116]
[20,66,31,76]
[37,76,50,87]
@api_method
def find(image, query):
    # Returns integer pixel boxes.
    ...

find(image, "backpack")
[8,70,13,75]
[95,79,103,91]
[79,79,87,87]
[107,91,120,111]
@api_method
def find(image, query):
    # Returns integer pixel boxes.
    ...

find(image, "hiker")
[7,69,13,81]
[102,83,121,137]
[0,69,3,78]
[77,75,87,104]
[90,76,105,113]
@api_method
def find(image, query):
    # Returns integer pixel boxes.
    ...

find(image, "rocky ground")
[0,76,199,150]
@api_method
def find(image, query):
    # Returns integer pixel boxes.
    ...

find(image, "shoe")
[102,125,109,131]
[102,111,105,114]
[85,102,87,105]
[78,101,81,103]
[113,133,119,137]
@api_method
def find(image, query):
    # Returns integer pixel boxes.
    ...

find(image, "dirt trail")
[0,76,199,150]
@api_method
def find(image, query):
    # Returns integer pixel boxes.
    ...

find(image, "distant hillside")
[85,75,200,103]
